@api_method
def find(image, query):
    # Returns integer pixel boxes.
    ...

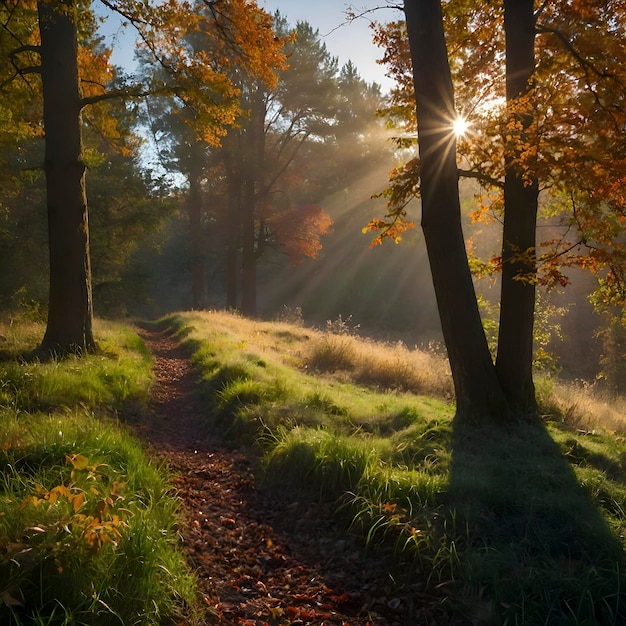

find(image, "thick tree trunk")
[404,0,507,421]
[496,0,538,411]
[37,0,95,355]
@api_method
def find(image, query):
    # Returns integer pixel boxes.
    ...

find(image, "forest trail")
[133,325,415,626]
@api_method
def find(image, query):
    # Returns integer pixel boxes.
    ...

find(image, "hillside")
[151,310,626,625]
[1,311,625,624]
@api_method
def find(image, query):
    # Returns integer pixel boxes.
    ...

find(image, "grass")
[4,310,624,623]
[159,309,626,625]
[0,319,200,626]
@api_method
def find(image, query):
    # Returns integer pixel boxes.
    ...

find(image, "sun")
[452,115,471,138]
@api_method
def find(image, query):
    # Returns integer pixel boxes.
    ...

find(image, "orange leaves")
[212,0,287,87]
[118,0,286,145]
[77,44,113,102]
[17,454,129,555]
[365,158,419,246]
[370,0,626,311]
[269,204,333,265]
[363,217,415,248]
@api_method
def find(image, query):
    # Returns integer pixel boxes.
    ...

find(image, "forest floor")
[133,325,426,626]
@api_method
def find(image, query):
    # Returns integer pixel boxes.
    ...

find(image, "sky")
[260,1,402,90]
[100,1,402,92]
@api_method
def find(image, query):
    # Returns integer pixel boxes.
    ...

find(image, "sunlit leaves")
[17,453,128,564]
[365,157,419,247]
[371,1,626,305]
[268,204,333,264]
[117,0,286,146]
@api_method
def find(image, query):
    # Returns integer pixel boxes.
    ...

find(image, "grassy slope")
[161,310,626,625]
[0,320,200,626]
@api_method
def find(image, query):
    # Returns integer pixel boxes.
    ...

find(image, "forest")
[1,0,626,624]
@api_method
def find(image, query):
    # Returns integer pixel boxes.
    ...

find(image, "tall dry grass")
[306,332,453,399]
[538,377,626,432]
[167,309,453,399]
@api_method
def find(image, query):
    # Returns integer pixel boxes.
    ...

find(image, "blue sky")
[261,1,402,89]
[99,1,401,91]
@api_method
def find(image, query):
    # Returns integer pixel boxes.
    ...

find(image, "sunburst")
[452,115,471,138]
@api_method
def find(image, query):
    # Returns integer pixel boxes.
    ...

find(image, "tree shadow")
[448,417,626,622]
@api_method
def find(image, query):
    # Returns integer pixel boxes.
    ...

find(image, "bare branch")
[80,84,174,108]
[458,168,503,189]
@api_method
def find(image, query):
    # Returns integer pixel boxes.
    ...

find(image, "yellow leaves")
[365,156,420,246]
[468,189,502,224]
[125,0,286,147]
[66,453,89,470]
[72,491,85,512]
[71,512,123,550]
[47,485,71,505]
[363,218,415,248]
[17,454,129,554]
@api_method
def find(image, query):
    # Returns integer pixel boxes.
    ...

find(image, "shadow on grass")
[449,418,626,623]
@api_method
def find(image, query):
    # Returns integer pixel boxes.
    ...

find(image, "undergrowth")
[0,319,200,626]
[160,310,626,625]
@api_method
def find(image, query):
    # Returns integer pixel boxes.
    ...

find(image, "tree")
[402,0,507,420]
[37,0,95,354]
[1,0,284,354]
[218,17,338,315]
[370,0,626,418]
[495,0,538,409]
[136,4,289,312]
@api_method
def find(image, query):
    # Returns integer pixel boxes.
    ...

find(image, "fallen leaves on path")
[134,326,431,625]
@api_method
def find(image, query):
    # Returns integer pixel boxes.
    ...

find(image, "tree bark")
[37,0,96,355]
[188,142,205,309]
[404,0,507,421]
[240,200,257,316]
[496,0,538,411]
[240,89,265,317]
[222,141,240,310]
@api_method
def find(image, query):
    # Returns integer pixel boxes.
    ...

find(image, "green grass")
[0,319,200,626]
[159,310,626,625]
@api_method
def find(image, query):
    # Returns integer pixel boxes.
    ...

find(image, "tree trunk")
[496,0,538,411]
[240,200,257,315]
[226,238,238,310]
[188,142,205,309]
[222,141,240,310]
[37,0,95,356]
[404,0,507,421]
[240,89,265,317]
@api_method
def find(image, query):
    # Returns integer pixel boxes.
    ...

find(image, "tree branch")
[80,84,175,108]
[458,168,503,189]
[536,22,625,129]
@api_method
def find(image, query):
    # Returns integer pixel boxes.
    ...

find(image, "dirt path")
[134,326,416,626]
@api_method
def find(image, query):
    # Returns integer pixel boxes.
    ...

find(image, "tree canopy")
[368,0,626,418]
[371,0,626,300]
[0,0,285,353]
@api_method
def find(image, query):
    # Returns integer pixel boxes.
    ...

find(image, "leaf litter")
[134,326,446,626]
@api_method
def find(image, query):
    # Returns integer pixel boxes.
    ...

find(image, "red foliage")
[268,204,333,264]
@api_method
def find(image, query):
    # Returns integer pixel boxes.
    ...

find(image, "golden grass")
[168,310,626,434]
[168,310,453,399]
[547,381,626,433]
